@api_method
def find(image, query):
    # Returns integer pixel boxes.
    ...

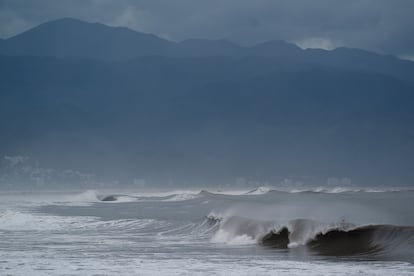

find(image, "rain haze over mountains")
[0,1,414,189]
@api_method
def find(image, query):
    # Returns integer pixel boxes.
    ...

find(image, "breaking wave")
[208,214,414,262]
[245,186,413,195]
[97,191,200,202]
[47,186,414,207]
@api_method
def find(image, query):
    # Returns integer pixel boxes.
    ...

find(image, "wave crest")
[209,215,414,261]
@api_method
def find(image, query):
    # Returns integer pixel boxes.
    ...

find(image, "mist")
[0,17,413,190]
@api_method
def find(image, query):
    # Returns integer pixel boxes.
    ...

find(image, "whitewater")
[0,187,413,275]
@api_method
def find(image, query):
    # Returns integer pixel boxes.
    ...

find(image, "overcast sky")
[1,0,413,59]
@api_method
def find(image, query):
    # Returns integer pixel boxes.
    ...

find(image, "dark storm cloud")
[1,0,413,58]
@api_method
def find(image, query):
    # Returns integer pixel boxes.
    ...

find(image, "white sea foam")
[245,186,272,195]
[162,192,200,201]
[211,228,257,245]
[61,189,100,205]
[0,208,160,233]
[1,252,413,276]
[0,209,97,231]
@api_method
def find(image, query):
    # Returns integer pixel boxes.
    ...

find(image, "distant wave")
[96,191,200,203]
[58,187,414,205]
[162,192,200,202]
[245,186,272,195]
[98,194,139,202]
[244,186,414,195]
[208,215,414,262]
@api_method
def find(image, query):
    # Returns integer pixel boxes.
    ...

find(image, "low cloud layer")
[0,0,413,57]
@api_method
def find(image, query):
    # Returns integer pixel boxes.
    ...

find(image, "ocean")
[0,187,413,275]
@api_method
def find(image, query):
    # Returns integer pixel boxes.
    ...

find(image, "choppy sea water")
[0,187,413,275]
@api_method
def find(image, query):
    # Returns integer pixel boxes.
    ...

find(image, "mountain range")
[0,18,413,188]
